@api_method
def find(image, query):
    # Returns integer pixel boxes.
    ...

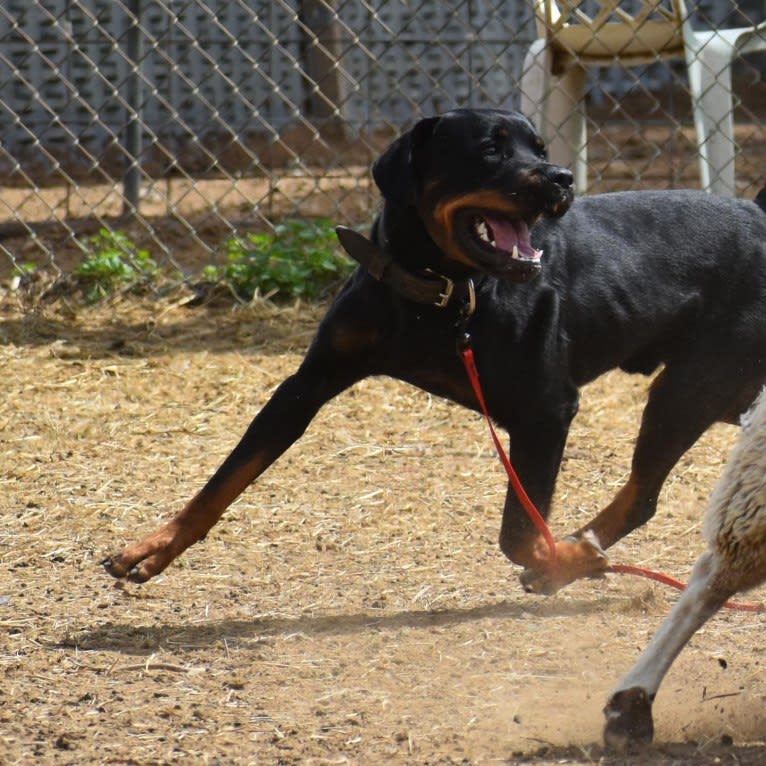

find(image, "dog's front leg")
[103,343,366,583]
[495,409,609,594]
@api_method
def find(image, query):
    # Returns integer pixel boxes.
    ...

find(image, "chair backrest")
[532,0,689,60]
[534,0,686,35]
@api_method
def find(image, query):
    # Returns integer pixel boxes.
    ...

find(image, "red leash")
[460,345,557,570]
[607,563,764,612]
[459,343,763,613]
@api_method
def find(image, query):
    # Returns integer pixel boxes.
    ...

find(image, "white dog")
[604,388,766,748]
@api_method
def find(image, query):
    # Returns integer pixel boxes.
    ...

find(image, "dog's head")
[372,109,574,282]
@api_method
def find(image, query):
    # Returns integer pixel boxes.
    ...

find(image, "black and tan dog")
[104,108,766,594]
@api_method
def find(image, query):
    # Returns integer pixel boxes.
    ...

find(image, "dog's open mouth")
[457,210,542,281]
[472,214,541,262]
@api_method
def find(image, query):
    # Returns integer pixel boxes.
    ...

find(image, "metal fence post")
[123,0,143,219]
[300,0,348,137]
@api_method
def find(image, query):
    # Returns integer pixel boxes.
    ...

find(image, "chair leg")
[520,39,549,129]
[684,30,738,196]
[545,62,588,193]
[521,42,588,192]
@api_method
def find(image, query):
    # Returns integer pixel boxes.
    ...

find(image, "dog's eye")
[482,140,512,159]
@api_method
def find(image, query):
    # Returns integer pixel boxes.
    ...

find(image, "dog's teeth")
[475,218,496,246]
[511,245,519,260]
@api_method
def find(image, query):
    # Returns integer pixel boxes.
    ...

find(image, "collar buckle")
[426,270,455,308]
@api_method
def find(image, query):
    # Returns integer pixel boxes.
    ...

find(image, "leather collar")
[336,225,475,312]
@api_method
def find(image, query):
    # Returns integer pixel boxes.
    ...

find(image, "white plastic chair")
[520,0,766,195]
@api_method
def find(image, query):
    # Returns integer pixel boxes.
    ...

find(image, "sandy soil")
[1,295,765,766]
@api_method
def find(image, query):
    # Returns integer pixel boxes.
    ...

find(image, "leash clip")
[462,278,476,318]
[455,279,476,353]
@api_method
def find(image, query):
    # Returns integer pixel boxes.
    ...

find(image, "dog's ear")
[372,116,440,205]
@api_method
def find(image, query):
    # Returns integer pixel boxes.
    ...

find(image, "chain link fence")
[0,0,763,300]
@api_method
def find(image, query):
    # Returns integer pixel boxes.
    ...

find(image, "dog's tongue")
[486,216,541,260]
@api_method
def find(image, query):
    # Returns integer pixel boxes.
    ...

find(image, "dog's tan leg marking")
[104,456,269,582]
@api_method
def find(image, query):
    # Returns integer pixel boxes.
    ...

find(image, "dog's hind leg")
[580,356,763,553]
[523,349,763,594]
[518,364,704,593]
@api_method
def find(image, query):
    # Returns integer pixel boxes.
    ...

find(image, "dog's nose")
[547,167,574,191]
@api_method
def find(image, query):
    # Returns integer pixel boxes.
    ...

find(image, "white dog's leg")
[603,551,730,749]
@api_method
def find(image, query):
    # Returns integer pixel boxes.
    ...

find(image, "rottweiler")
[103,108,766,594]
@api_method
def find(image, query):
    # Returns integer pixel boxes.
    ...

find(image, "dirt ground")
[1,292,765,766]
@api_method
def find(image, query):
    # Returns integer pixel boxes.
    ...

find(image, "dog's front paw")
[102,521,190,583]
[603,687,654,752]
[102,550,161,583]
[519,532,609,594]
[519,569,552,595]
[519,566,567,595]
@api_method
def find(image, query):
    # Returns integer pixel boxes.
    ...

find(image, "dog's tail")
[755,185,766,213]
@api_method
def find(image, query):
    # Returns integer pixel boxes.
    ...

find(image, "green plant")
[13,262,38,276]
[74,229,158,303]
[207,218,353,301]
[10,260,36,281]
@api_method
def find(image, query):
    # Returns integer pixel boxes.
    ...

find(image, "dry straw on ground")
[1,293,765,765]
